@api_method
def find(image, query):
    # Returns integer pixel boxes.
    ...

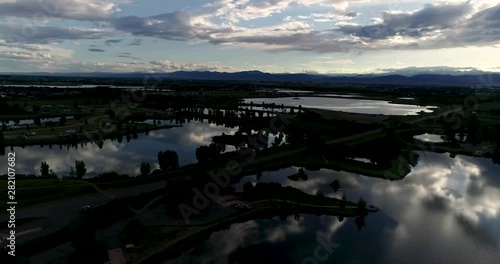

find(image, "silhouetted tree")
[355,215,366,231]
[140,161,151,176]
[316,190,325,197]
[40,161,49,177]
[357,197,367,211]
[75,160,87,179]
[157,150,179,171]
[330,179,340,193]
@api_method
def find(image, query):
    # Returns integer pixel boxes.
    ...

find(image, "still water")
[169,152,500,264]
[1,121,238,176]
[244,97,436,115]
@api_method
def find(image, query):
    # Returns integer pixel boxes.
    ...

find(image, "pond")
[167,152,500,263]
[413,133,445,143]
[243,97,437,115]
[0,120,238,177]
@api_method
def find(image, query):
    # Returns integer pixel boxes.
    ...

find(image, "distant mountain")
[1,70,499,87]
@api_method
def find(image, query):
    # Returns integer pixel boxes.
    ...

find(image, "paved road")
[0,180,167,246]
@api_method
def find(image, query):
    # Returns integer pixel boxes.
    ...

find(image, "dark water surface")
[167,152,500,264]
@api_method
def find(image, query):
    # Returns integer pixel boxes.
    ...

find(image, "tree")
[69,166,75,178]
[140,162,151,177]
[316,190,325,197]
[357,197,367,210]
[340,194,346,209]
[49,169,57,178]
[195,143,223,163]
[157,150,179,171]
[75,160,87,179]
[40,161,49,177]
[196,145,211,163]
[355,215,366,231]
[330,179,340,193]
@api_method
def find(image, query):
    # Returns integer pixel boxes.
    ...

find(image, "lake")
[243,97,437,115]
[0,120,238,176]
[167,152,500,264]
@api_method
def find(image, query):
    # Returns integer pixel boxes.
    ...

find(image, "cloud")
[0,40,72,62]
[207,0,367,23]
[345,11,358,18]
[104,39,122,46]
[111,11,236,42]
[336,2,473,40]
[0,0,123,21]
[117,52,141,60]
[128,38,142,45]
[149,60,235,72]
[0,23,111,44]
[106,2,500,54]
[88,48,106,52]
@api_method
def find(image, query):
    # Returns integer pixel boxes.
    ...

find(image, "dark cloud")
[0,1,498,54]
[422,194,450,212]
[0,24,109,44]
[466,176,484,197]
[111,11,233,41]
[336,2,473,40]
[0,51,50,60]
[0,0,117,21]
[104,39,122,46]
[117,52,142,60]
[112,12,198,41]
[88,48,106,52]
[453,4,500,45]
[455,213,498,248]
[345,11,358,18]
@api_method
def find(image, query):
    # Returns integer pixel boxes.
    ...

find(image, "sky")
[0,0,499,74]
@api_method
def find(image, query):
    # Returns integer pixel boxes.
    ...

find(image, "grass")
[0,180,97,211]
[17,189,163,259]
[0,217,43,227]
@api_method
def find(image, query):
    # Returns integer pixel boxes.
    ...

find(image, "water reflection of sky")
[0,121,238,177]
[413,133,445,143]
[243,97,436,115]
[172,152,500,264]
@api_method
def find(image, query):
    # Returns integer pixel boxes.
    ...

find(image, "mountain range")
[2,70,499,87]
